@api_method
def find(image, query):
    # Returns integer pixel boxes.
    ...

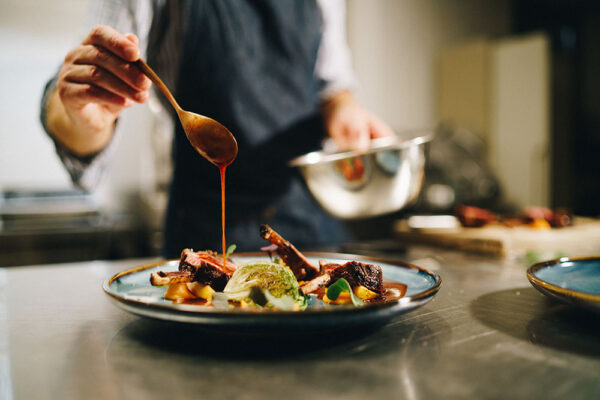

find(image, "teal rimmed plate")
[103,252,441,331]
[527,256,600,312]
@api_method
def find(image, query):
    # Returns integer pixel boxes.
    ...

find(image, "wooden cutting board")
[393,217,600,258]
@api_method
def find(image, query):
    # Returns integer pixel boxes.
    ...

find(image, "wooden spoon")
[136,59,238,167]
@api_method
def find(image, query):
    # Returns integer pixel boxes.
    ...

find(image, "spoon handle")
[135,59,181,112]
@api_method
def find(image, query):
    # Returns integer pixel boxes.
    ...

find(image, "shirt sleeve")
[40,0,153,190]
[314,0,358,100]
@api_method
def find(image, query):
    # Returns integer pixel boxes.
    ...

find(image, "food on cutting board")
[455,205,573,229]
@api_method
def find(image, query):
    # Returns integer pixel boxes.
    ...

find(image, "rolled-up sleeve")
[40,0,153,190]
[315,0,358,100]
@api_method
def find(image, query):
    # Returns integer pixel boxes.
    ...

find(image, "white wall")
[346,0,511,131]
[0,0,157,212]
[0,0,88,190]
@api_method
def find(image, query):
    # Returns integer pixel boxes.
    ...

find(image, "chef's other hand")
[46,25,151,155]
[321,91,395,152]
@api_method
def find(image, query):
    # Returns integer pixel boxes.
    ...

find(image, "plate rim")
[103,251,442,318]
[527,255,600,303]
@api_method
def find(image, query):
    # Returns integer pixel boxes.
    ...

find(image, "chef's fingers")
[124,33,139,46]
[57,79,133,110]
[367,113,396,139]
[122,33,152,90]
[337,120,370,152]
[77,26,151,91]
[353,124,371,151]
[67,44,151,91]
[82,25,140,62]
[62,64,149,104]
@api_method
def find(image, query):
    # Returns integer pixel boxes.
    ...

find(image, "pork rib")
[150,249,237,291]
[259,224,319,281]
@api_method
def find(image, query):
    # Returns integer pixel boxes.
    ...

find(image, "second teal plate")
[527,256,600,312]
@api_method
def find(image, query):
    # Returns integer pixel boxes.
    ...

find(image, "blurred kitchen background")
[0,0,598,266]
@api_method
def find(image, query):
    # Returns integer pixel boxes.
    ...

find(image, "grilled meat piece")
[320,261,383,295]
[522,206,573,228]
[300,260,383,296]
[179,249,237,275]
[456,204,497,227]
[551,208,573,228]
[522,206,554,223]
[150,270,194,286]
[299,273,331,295]
[150,249,237,291]
[259,224,319,281]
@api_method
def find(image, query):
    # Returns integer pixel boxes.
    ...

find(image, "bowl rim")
[288,130,434,167]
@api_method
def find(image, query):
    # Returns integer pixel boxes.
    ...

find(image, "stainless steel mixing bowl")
[289,131,433,219]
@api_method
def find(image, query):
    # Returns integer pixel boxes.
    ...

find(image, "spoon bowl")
[136,59,238,166]
[176,110,238,167]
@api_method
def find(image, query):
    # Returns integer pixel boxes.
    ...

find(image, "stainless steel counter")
[2,246,600,399]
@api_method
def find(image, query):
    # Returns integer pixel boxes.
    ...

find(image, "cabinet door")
[489,33,550,208]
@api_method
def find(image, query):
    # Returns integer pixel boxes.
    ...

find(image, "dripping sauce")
[219,164,227,262]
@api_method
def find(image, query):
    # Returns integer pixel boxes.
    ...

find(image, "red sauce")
[379,282,408,302]
[219,165,227,262]
[174,298,209,305]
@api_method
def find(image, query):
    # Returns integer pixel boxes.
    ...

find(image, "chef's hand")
[45,25,151,155]
[321,91,395,151]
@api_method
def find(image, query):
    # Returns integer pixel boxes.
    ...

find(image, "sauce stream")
[219,165,227,262]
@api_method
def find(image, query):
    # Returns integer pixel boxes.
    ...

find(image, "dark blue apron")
[162,0,350,257]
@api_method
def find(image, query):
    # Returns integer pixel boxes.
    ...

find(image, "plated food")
[104,252,440,329]
[149,224,407,311]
